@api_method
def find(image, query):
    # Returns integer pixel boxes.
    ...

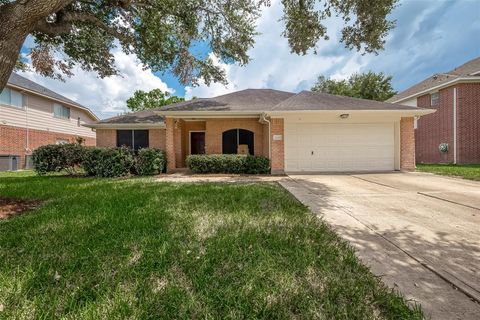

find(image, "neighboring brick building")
[88,89,432,174]
[0,73,98,170]
[387,57,480,164]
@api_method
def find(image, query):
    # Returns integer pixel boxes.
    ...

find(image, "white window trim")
[53,103,71,120]
[0,87,26,109]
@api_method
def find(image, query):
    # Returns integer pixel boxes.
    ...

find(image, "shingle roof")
[161,89,295,112]
[7,73,98,120]
[93,87,429,126]
[386,56,480,103]
[96,110,164,124]
[273,91,421,111]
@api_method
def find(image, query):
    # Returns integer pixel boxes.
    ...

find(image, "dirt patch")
[0,198,43,220]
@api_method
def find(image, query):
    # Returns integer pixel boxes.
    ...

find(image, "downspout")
[453,87,457,164]
[23,93,30,155]
[260,113,271,159]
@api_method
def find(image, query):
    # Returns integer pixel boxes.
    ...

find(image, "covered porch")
[163,116,284,174]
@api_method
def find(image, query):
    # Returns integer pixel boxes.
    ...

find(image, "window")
[430,92,439,106]
[222,129,254,155]
[116,130,149,151]
[56,139,69,145]
[53,103,70,119]
[0,87,25,108]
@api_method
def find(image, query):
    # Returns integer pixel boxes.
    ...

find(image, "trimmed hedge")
[135,148,166,175]
[32,144,167,177]
[32,143,85,175]
[186,154,270,174]
[83,146,135,177]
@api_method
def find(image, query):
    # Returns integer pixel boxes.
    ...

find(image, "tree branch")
[33,11,134,44]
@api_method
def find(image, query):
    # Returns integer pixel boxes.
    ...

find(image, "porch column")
[270,118,285,174]
[165,117,176,172]
[400,117,415,171]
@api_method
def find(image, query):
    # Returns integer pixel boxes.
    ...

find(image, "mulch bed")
[0,197,43,220]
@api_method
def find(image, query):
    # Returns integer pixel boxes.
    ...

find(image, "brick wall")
[415,88,454,163]
[270,118,284,174]
[165,118,176,172]
[0,124,95,169]
[204,118,264,156]
[400,117,415,170]
[96,129,116,147]
[149,129,166,150]
[415,84,480,164]
[456,83,480,163]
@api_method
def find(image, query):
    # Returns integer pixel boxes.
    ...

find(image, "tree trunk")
[0,27,29,91]
[0,0,73,91]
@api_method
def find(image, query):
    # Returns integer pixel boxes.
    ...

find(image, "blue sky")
[19,0,480,119]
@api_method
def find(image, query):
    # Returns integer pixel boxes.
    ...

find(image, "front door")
[190,132,205,154]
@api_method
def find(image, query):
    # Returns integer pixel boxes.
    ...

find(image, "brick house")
[87,89,433,174]
[0,73,98,170]
[387,57,480,164]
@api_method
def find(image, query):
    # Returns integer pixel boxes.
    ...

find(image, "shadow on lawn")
[0,176,425,319]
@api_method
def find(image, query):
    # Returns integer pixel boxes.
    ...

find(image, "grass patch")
[416,163,480,181]
[0,172,423,319]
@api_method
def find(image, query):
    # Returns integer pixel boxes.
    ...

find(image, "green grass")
[0,171,422,319]
[416,163,480,181]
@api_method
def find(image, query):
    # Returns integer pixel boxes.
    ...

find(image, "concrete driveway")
[281,172,480,320]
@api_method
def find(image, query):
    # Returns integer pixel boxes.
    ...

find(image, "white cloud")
[185,0,370,99]
[186,0,479,98]
[19,47,172,119]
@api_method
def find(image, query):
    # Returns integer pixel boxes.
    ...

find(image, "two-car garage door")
[284,122,395,172]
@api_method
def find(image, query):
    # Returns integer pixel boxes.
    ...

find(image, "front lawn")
[0,172,422,319]
[416,163,480,181]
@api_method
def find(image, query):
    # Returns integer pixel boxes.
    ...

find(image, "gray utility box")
[0,155,20,171]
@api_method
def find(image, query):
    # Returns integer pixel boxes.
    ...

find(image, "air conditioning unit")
[0,155,20,171]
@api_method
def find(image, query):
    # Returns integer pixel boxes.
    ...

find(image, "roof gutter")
[6,83,99,121]
[154,110,262,118]
[83,123,165,129]
[154,109,435,117]
[389,76,480,103]
[268,109,435,117]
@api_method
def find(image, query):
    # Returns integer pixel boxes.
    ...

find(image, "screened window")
[53,103,70,119]
[430,92,439,106]
[222,129,254,155]
[0,87,25,108]
[116,130,149,151]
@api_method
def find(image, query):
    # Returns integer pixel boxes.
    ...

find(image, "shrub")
[244,155,271,174]
[186,154,270,174]
[135,148,166,175]
[83,146,134,177]
[32,143,85,175]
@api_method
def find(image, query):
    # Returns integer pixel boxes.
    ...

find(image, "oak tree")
[126,89,184,111]
[0,0,398,91]
[311,71,397,101]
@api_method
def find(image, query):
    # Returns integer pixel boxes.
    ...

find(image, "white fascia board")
[389,77,480,103]
[6,83,100,121]
[267,109,436,117]
[83,123,166,129]
[155,111,262,118]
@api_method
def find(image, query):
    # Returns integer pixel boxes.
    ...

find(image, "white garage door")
[284,123,395,172]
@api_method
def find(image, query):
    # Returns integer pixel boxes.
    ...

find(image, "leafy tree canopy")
[311,71,397,101]
[0,0,398,91]
[126,89,184,112]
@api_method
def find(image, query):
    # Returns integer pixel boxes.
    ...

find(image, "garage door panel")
[285,122,395,172]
